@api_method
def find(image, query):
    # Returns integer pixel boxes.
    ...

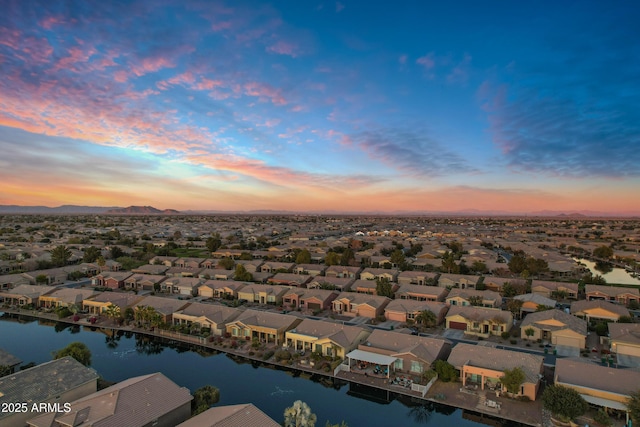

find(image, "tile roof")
[446,305,512,324]
[176,403,280,427]
[585,284,640,297]
[513,293,556,307]
[289,318,368,349]
[364,330,451,364]
[608,323,640,345]
[448,343,543,383]
[570,299,630,317]
[555,358,640,396]
[520,309,587,336]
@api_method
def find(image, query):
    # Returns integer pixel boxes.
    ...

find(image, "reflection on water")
[575,258,640,285]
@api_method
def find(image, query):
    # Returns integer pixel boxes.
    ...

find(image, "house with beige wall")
[396,284,448,302]
[608,323,640,368]
[285,318,370,359]
[236,284,289,305]
[531,280,578,299]
[571,299,630,322]
[445,305,512,338]
[307,276,354,292]
[173,303,240,336]
[225,309,302,345]
[384,299,449,325]
[397,271,439,286]
[446,289,501,308]
[585,284,640,306]
[331,292,390,318]
[520,309,587,350]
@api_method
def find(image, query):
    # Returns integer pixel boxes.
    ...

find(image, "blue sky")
[0,0,638,213]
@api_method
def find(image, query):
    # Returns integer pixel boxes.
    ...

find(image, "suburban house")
[28,373,193,427]
[0,273,32,289]
[331,293,391,318]
[397,271,439,286]
[166,267,204,278]
[162,277,203,295]
[282,288,338,311]
[91,271,133,289]
[235,259,264,273]
[198,280,246,299]
[396,284,448,302]
[0,285,55,307]
[520,309,587,352]
[359,267,399,282]
[448,343,544,401]
[38,288,98,309]
[259,261,294,273]
[531,280,578,300]
[82,293,144,315]
[481,277,513,293]
[292,263,326,276]
[513,293,557,317]
[445,289,502,308]
[175,257,204,269]
[307,276,354,292]
[123,274,167,291]
[438,273,479,289]
[285,318,370,358]
[325,266,362,279]
[131,263,169,275]
[554,358,640,421]
[384,299,449,325]
[358,329,452,376]
[176,403,280,427]
[236,284,290,305]
[585,284,640,306]
[570,299,631,323]
[199,269,235,281]
[22,268,68,286]
[149,256,178,266]
[172,303,240,336]
[1,357,99,427]
[445,305,513,338]
[225,309,302,345]
[132,296,190,324]
[608,323,640,368]
[268,272,312,287]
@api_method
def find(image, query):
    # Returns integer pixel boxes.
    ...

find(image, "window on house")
[395,359,403,370]
[410,361,423,374]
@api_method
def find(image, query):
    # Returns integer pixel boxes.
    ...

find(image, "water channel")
[0,313,521,427]
[574,258,640,286]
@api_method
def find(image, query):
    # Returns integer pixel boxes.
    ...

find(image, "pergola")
[346,349,398,378]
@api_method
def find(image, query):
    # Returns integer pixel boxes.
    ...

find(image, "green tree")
[506,299,524,317]
[206,234,222,253]
[628,389,640,426]
[82,246,102,263]
[340,248,355,266]
[524,327,535,339]
[104,304,121,321]
[535,305,554,312]
[433,360,457,382]
[390,249,406,267]
[415,310,437,328]
[441,251,458,274]
[36,274,48,285]
[296,249,312,264]
[501,367,526,394]
[325,422,348,427]
[502,283,517,298]
[325,252,340,266]
[50,245,72,267]
[284,400,317,427]
[192,385,220,415]
[0,365,11,377]
[471,261,488,274]
[467,296,483,306]
[593,245,614,259]
[508,254,527,275]
[375,277,393,298]
[53,342,92,366]
[542,385,588,421]
[234,264,253,282]
[218,258,235,270]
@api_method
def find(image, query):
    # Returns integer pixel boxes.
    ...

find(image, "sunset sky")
[1,1,639,214]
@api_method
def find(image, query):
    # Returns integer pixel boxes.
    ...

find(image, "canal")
[0,313,521,427]
[574,258,640,286]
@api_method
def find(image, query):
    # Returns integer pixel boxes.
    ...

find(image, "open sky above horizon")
[1,1,639,214]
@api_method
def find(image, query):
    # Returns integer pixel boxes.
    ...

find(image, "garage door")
[307,303,321,310]
[554,336,581,348]
[449,321,467,330]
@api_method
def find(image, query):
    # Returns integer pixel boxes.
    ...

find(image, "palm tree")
[104,304,121,322]
[50,245,72,267]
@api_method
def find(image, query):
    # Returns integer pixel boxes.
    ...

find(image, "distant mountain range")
[0,205,636,217]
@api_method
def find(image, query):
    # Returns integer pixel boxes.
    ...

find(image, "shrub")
[593,409,612,426]
[542,385,587,420]
[434,360,458,382]
[263,350,275,361]
[510,339,517,345]
[275,350,292,361]
[501,331,511,340]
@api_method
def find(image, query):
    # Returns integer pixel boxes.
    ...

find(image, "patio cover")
[580,394,628,411]
[346,349,397,366]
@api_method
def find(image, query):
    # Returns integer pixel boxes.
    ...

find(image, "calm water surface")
[0,314,519,427]
[574,258,640,286]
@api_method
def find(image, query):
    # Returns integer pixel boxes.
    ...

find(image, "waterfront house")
[282,288,338,311]
[1,357,99,427]
[585,284,640,306]
[132,295,190,324]
[307,276,354,291]
[285,318,370,358]
[396,284,448,302]
[331,292,391,319]
[358,330,451,376]
[397,271,439,286]
[225,309,302,345]
[531,280,578,299]
[0,284,55,307]
[28,372,193,427]
[570,299,630,322]
[384,299,449,325]
[236,284,289,305]
[123,274,167,291]
[554,358,640,419]
[520,309,587,351]
[445,288,502,308]
[92,271,133,289]
[82,293,144,315]
[448,343,544,401]
[608,323,640,368]
[176,403,280,427]
[437,273,479,289]
[38,287,99,310]
[0,273,31,289]
[172,302,240,336]
[325,265,362,279]
[445,305,512,338]
[198,280,246,299]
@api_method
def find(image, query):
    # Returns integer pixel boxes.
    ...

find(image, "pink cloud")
[243,81,287,105]
[266,40,300,57]
[131,56,175,77]
[416,53,435,69]
[39,15,67,30]
[54,46,97,72]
